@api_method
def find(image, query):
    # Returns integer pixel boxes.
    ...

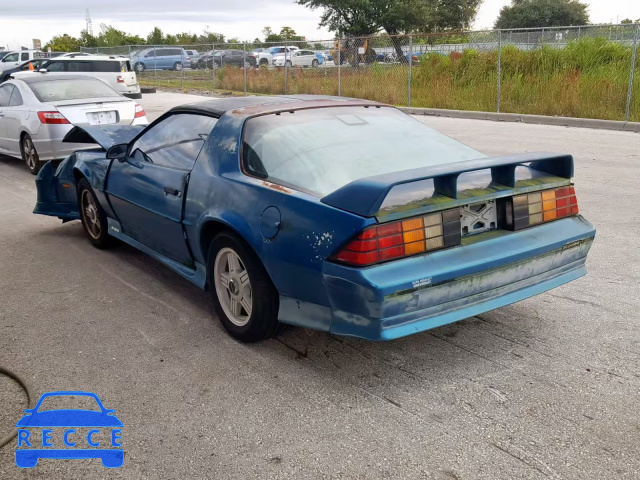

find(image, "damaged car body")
[33,96,596,342]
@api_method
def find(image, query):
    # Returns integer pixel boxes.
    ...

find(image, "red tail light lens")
[37,111,69,124]
[333,208,461,267]
[506,187,579,230]
[134,104,146,118]
[117,75,124,83]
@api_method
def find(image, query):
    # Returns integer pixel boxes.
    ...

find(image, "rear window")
[29,78,119,102]
[242,106,485,196]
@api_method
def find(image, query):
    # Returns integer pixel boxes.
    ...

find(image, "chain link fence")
[81,23,640,121]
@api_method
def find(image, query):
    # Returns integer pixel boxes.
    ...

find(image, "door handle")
[164,186,182,197]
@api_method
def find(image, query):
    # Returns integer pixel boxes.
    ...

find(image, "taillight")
[134,104,146,118]
[186,56,191,61]
[37,111,69,124]
[332,208,461,267]
[505,187,579,230]
[117,75,124,83]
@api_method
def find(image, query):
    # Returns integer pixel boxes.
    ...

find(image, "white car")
[252,46,299,67]
[12,55,141,99]
[0,50,46,69]
[0,74,148,174]
[273,50,320,68]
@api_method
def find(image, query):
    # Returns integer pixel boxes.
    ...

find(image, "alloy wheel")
[214,247,252,327]
[80,190,102,240]
[23,137,37,170]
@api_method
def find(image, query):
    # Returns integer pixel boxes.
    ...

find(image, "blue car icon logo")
[15,391,123,468]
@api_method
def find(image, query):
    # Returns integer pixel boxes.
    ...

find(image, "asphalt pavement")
[1,91,639,479]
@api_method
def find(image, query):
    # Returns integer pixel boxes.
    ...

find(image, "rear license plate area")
[461,200,497,236]
[87,111,117,125]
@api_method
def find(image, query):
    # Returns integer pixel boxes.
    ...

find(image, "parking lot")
[1,91,639,479]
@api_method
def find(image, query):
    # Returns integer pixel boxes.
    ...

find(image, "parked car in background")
[1,50,45,69]
[324,50,334,62]
[0,75,147,174]
[212,50,257,68]
[195,51,216,69]
[32,96,595,343]
[314,51,326,65]
[12,56,141,99]
[0,58,49,82]
[184,49,200,69]
[273,50,320,67]
[130,47,189,72]
[268,46,299,65]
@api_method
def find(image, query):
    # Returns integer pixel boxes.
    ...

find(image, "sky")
[1,0,640,51]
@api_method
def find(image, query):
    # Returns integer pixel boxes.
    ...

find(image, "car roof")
[169,95,383,117]
[15,74,104,84]
[46,56,125,62]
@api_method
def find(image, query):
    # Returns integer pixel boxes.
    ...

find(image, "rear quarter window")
[89,61,121,72]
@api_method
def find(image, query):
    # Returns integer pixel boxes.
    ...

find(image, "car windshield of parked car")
[242,106,486,196]
[29,78,119,103]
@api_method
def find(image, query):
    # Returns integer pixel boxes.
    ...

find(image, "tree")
[621,18,640,24]
[297,0,481,57]
[147,27,165,45]
[44,34,81,52]
[495,0,589,29]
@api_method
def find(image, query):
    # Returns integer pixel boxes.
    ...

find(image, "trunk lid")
[50,98,136,126]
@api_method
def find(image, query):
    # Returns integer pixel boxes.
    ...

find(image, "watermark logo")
[15,391,123,468]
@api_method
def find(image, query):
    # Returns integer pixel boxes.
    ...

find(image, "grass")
[138,38,640,121]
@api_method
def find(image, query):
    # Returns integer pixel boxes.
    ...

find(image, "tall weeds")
[140,38,639,121]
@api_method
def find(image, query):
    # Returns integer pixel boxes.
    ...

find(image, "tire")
[312,59,319,67]
[77,178,113,249]
[134,62,145,73]
[259,58,269,66]
[207,232,280,343]
[21,134,42,175]
[173,62,183,71]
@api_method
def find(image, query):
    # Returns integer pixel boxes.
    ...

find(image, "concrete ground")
[1,91,639,479]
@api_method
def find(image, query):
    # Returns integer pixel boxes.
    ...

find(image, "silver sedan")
[0,74,148,174]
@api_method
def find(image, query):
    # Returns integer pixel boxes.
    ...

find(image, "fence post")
[284,41,288,94]
[407,35,412,107]
[180,46,184,91]
[337,37,341,96]
[625,24,639,122]
[153,45,157,88]
[497,30,502,113]
[243,41,247,96]
[212,44,216,93]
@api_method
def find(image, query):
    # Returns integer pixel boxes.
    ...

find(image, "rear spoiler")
[321,152,573,217]
[63,124,145,150]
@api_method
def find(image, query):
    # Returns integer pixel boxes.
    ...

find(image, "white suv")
[0,50,45,69]
[253,46,299,67]
[12,55,141,99]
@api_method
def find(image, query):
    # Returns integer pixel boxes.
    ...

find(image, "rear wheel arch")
[199,219,275,287]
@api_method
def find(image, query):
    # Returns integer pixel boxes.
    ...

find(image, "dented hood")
[62,124,145,150]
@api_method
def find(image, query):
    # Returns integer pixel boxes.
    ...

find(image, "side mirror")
[107,143,128,160]
[38,68,47,73]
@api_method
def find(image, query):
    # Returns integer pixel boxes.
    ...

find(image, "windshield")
[242,106,485,196]
[29,78,119,102]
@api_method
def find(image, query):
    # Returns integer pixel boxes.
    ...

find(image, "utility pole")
[85,9,93,36]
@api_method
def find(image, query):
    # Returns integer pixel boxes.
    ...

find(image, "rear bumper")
[283,216,595,340]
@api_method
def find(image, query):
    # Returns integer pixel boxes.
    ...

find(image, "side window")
[9,87,23,106]
[144,50,155,58]
[130,114,218,170]
[0,85,14,107]
[67,62,92,72]
[21,53,29,61]
[91,61,119,72]
[2,53,18,62]
[45,61,66,72]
